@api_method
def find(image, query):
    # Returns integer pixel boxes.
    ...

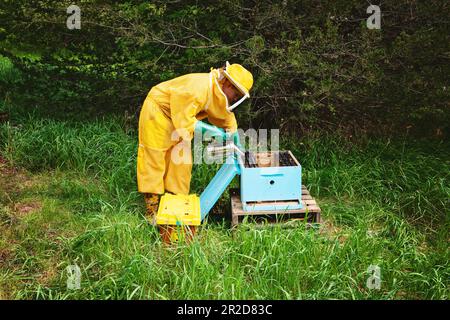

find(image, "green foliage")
[0,55,22,85]
[0,0,448,136]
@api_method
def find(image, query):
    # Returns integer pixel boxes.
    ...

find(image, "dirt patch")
[0,248,11,264]
[13,202,42,217]
[0,288,12,300]
[0,155,41,211]
[0,157,23,197]
[319,219,349,244]
[1,157,42,223]
[36,259,59,287]
[0,156,17,175]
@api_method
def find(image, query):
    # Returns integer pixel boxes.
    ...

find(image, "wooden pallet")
[230,186,321,227]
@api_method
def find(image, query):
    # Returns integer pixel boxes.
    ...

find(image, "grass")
[0,55,22,86]
[0,102,449,299]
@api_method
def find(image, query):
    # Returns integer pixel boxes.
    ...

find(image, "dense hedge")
[0,0,448,137]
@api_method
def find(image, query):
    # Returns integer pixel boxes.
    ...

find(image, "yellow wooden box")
[156,193,201,226]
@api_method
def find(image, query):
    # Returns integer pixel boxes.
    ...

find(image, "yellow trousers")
[137,98,193,195]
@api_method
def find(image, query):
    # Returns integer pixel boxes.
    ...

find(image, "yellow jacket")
[137,68,238,194]
[145,68,237,144]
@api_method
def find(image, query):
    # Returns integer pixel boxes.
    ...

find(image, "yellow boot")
[143,193,161,225]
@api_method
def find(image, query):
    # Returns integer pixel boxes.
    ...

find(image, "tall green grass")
[1,116,447,224]
[0,114,448,299]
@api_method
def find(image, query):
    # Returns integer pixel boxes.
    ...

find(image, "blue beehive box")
[240,151,302,212]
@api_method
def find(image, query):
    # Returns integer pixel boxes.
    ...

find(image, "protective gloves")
[194,121,227,140]
[195,121,244,152]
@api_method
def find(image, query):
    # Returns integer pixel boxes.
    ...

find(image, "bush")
[0,0,448,136]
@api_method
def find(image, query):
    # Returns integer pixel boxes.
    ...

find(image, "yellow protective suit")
[137,68,237,195]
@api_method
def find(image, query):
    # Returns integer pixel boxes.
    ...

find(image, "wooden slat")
[230,185,321,227]
[231,196,321,213]
[304,205,321,212]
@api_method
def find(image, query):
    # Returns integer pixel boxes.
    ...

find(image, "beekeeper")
[137,62,253,220]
